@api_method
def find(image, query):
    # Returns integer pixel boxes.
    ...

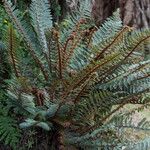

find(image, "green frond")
[0,41,6,81]
[0,116,21,149]
[20,119,51,131]
[63,52,121,101]
[6,78,36,115]
[97,60,150,104]
[126,137,150,150]
[45,30,59,78]
[92,9,123,45]
[120,29,150,60]
[73,90,114,127]
[30,0,52,31]
[4,24,21,77]
[7,91,36,115]
[0,41,5,50]
[65,125,122,149]
[60,0,92,43]
[111,115,150,131]
[2,0,49,80]
[30,0,53,53]
[0,103,21,149]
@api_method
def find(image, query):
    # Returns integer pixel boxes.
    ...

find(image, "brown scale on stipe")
[31,87,45,106]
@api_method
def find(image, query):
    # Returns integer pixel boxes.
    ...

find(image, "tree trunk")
[92,0,150,58]
[92,0,150,28]
[92,0,119,25]
[119,0,150,29]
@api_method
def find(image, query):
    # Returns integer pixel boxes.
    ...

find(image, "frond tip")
[30,0,53,52]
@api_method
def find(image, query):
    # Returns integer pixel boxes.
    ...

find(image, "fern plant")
[0,4,10,85]
[2,0,150,149]
[0,89,21,150]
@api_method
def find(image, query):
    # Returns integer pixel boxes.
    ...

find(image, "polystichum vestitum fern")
[2,0,150,149]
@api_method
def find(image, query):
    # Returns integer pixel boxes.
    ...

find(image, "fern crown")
[2,0,150,149]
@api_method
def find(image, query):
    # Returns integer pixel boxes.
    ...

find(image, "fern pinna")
[2,0,150,149]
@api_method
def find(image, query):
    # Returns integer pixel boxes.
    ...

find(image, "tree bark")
[92,0,119,25]
[119,0,150,29]
[92,0,150,28]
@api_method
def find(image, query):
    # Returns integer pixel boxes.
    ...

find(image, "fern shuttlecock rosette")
[2,0,150,149]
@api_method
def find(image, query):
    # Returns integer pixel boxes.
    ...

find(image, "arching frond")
[30,0,53,53]
[2,0,49,81]
[4,25,21,77]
